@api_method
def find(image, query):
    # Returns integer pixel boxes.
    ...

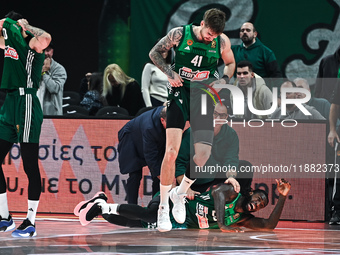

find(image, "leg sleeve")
[0,139,13,193]
[20,143,41,200]
[117,196,159,223]
[102,214,142,228]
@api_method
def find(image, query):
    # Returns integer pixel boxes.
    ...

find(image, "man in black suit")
[118,106,166,204]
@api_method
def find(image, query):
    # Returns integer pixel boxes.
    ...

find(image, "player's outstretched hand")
[275,178,291,197]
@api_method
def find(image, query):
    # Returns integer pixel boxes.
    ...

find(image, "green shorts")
[0,88,43,143]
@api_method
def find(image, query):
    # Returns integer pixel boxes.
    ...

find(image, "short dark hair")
[160,106,167,120]
[237,60,253,72]
[252,24,257,33]
[5,11,23,21]
[245,22,257,33]
[203,8,226,34]
[88,72,103,92]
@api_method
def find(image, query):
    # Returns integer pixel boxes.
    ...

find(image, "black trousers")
[126,170,160,204]
[103,196,159,227]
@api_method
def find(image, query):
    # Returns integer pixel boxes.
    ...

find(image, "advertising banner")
[3,118,326,221]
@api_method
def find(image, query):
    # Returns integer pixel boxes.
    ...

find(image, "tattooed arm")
[149,27,184,87]
[17,19,51,53]
[220,33,235,81]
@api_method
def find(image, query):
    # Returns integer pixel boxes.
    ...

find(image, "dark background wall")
[129,0,340,86]
[0,0,104,92]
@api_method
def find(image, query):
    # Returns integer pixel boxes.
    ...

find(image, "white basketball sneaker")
[157,205,172,232]
[170,187,186,224]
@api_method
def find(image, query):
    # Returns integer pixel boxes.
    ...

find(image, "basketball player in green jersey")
[75,179,291,232]
[149,8,236,232]
[0,11,51,237]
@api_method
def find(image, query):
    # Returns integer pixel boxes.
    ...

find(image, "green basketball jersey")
[140,190,244,230]
[185,190,243,229]
[1,18,45,90]
[174,24,221,88]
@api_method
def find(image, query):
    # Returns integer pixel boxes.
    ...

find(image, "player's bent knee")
[164,147,179,163]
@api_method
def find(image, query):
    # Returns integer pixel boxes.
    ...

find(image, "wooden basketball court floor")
[1,214,340,255]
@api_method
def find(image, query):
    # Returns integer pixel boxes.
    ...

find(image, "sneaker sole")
[74,192,106,216]
[329,222,340,225]
[157,218,172,232]
[12,226,37,238]
[11,231,37,238]
[0,221,16,232]
[157,226,172,232]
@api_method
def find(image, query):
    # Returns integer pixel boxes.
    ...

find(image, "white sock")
[27,200,39,224]
[99,201,119,215]
[177,175,195,194]
[159,184,172,208]
[0,193,9,219]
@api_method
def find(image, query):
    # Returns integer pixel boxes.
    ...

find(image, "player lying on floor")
[74,178,290,232]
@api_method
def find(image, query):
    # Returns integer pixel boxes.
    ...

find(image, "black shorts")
[166,88,214,145]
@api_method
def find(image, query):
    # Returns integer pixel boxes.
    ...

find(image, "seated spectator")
[141,43,172,107]
[37,42,67,115]
[102,64,145,116]
[80,72,104,116]
[294,78,332,120]
[230,60,273,119]
[79,72,92,101]
[270,81,325,120]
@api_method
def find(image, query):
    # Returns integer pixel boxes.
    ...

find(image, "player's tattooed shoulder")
[168,27,183,45]
[220,35,227,50]
[154,27,183,52]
